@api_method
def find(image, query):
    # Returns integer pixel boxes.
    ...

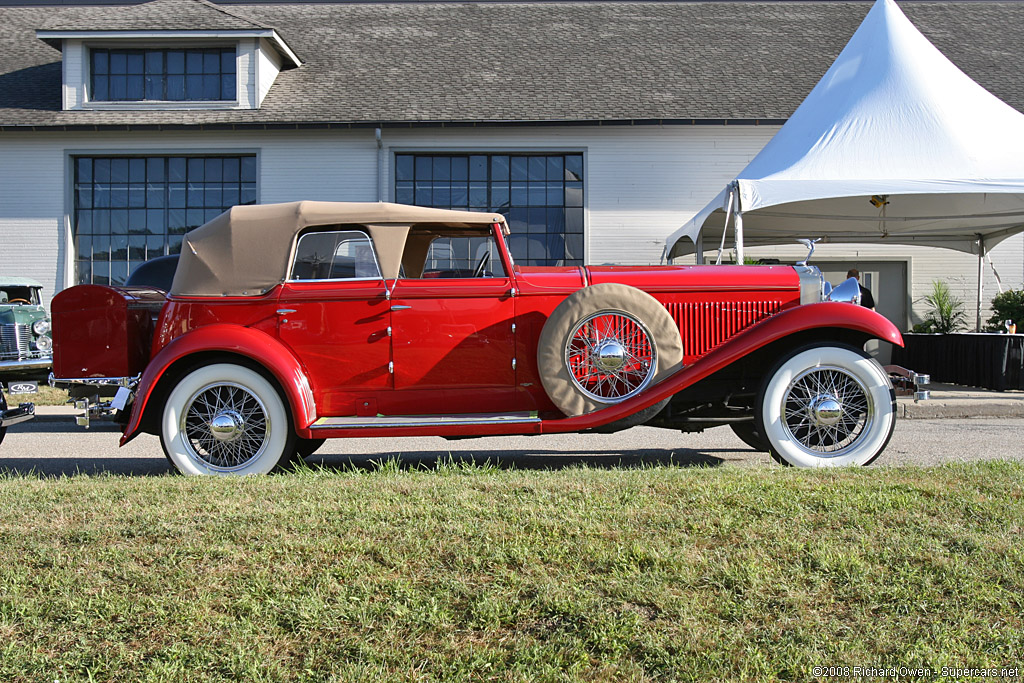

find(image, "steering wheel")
[7,298,30,305]
[472,251,491,278]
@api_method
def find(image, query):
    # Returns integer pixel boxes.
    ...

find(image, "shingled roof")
[37,0,269,32]
[1,0,1023,129]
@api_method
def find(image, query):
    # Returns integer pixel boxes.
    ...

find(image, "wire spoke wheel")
[564,310,657,403]
[782,365,873,457]
[161,364,294,476]
[181,381,270,470]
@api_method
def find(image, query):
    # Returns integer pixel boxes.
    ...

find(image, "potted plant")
[912,280,967,334]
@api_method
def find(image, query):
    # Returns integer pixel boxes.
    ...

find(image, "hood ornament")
[796,238,821,266]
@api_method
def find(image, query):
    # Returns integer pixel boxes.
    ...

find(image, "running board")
[311,412,540,430]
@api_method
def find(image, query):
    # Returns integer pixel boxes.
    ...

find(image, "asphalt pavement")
[1,381,1021,476]
[2,419,1023,477]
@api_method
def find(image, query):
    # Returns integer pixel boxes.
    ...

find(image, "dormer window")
[38,7,301,112]
[90,47,236,102]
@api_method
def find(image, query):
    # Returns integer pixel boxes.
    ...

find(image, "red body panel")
[510,267,589,414]
[586,264,798,293]
[51,285,166,379]
[150,294,281,356]
[386,276,521,413]
[275,280,392,416]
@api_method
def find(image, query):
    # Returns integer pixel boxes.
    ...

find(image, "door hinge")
[512,358,517,370]
[511,323,516,334]
[389,361,394,374]
[387,326,392,337]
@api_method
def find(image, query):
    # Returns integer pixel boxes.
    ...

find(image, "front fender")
[119,324,316,445]
[544,302,902,433]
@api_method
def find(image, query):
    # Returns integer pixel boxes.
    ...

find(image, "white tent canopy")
[666,0,1024,263]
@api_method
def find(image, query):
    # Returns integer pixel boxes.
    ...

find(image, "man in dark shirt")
[847,268,876,309]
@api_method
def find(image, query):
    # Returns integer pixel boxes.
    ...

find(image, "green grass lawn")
[0,462,1021,682]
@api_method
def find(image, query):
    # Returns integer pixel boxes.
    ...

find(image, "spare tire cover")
[537,282,683,416]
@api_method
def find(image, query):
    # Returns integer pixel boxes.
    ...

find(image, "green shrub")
[985,289,1024,332]
[913,280,967,333]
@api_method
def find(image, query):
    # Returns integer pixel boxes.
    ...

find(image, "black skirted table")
[892,333,1024,391]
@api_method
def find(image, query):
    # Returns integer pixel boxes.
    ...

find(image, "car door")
[275,228,392,416]
[384,228,520,415]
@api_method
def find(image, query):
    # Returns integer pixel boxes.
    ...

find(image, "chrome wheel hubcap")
[782,366,872,456]
[565,311,657,403]
[181,382,270,470]
[594,339,627,372]
[209,410,245,442]
[808,395,843,426]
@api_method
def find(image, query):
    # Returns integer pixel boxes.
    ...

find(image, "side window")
[402,231,506,279]
[290,230,381,281]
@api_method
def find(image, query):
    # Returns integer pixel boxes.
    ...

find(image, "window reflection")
[395,153,584,266]
[73,155,257,285]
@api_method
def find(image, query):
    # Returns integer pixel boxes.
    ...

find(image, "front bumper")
[0,357,52,372]
[1,401,34,429]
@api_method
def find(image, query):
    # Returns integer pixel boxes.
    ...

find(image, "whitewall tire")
[160,363,295,476]
[756,344,895,467]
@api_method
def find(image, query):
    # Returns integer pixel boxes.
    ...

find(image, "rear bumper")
[0,358,52,372]
[1,402,34,428]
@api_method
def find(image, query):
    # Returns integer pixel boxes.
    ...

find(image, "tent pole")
[734,196,745,264]
[735,211,744,265]
[695,230,704,265]
[716,189,735,266]
[976,236,985,331]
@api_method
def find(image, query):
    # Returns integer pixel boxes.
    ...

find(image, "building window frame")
[70,152,258,286]
[392,151,585,267]
[88,46,237,104]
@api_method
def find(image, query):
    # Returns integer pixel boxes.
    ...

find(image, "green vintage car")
[0,278,52,377]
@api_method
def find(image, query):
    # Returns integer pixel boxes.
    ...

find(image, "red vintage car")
[26,201,923,474]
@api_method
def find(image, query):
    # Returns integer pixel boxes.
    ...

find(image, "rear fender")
[544,302,902,433]
[119,324,316,445]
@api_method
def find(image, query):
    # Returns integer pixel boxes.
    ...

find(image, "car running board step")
[311,412,540,430]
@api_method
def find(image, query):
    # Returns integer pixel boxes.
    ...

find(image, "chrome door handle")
[390,305,412,311]
[276,309,297,315]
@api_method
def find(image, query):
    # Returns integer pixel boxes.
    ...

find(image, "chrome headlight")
[33,319,51,335]
[35,335,52,353]
[826,277,863,306]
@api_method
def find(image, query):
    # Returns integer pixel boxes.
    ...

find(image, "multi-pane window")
[73,155,257,285]
[394,153,584,267]
[90,48,236,102]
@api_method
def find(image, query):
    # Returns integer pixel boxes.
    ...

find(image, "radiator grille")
[665,300,782,358]
[0,323,31,361]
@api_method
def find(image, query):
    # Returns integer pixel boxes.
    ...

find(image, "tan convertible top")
[170,201,507,297]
